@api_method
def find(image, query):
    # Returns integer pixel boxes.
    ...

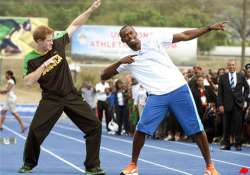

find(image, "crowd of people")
[81,76,148,136]
[81,60,250,150]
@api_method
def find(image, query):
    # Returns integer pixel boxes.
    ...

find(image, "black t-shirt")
[23,31,74,96]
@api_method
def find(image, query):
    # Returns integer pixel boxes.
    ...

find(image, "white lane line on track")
[58,123,250,157]
[50,130,192,175]
[55,124,250,168]
[3,125,85,173]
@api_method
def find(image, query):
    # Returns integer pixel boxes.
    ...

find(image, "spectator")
[95,80,112,133]
[188,66,203,89]
[134,85,147,116]
[0,70,26,133]
[243,63,250,144]
[81,82,96,112]
[218,59,249,151]
[191,75,217,143]
[114,79,130,135]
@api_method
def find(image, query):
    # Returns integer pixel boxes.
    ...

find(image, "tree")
[241,0,248,69]
[117,8,167,26]
[219,0,250,69]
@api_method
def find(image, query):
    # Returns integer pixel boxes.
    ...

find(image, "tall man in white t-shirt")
[101,22,227,175]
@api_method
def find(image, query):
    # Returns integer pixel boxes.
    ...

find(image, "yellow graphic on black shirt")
[42,54,63,76]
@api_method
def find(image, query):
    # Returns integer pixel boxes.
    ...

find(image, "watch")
[207,26,212,31]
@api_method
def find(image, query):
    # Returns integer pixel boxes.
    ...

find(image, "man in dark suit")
[217,59,249,151]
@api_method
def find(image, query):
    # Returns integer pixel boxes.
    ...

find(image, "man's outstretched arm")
[172,21,227,43]
[66,0,101,38]
[101,55,136,80]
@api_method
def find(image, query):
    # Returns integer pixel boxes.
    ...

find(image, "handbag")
[108,119,119,132]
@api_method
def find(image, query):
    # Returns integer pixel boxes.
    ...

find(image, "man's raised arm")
[66,0,101,39]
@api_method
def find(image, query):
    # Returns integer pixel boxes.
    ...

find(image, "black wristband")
[207,26,212,31]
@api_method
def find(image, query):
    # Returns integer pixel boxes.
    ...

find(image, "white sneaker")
[107,131,116,135]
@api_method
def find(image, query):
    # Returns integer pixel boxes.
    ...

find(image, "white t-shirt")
[117,92,124,106]
[95,82,109,101]
[117,35,186,95]
[247,79,250,87]
[131,83,140,100]
[135,86,147,106]
[247,79,250,98]
[81,87,96,108]
[6,79,17,102]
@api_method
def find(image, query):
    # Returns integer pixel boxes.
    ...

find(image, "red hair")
[33,25,54,42]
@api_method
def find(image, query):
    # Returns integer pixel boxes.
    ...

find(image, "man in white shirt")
[81,82,96,110]
[95,80,111,132]
[101,22,227,175]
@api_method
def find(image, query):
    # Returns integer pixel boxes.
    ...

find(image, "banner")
[72,25,197,66]
[0,17,48,59]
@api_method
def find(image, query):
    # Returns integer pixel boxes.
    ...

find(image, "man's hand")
[90,0,101,11]
[208,21,228,31]
[42,57,55,68]
[119,55,137,64]
[100,54,136,80]
[244,101,248,109]
[218,105,224,113]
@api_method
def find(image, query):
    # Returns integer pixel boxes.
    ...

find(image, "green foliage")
[169,9,209,27]
[199,32,230,51]
[0,0,248,52]
[117,8,167,26]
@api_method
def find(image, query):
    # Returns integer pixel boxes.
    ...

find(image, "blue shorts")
[136,84,204,136]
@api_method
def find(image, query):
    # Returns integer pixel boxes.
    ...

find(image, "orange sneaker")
[120,162,138,175]
[204,164,220,175]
